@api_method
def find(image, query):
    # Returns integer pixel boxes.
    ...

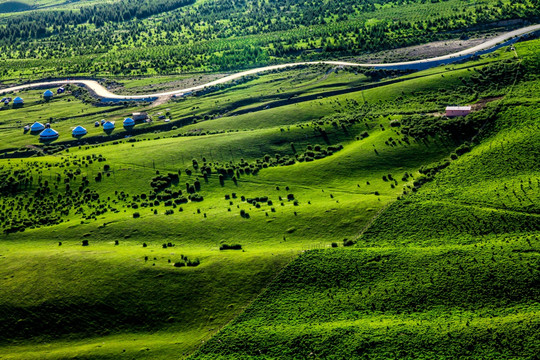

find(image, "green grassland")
[0,43,516,153]
[0,38,538,359]
[189,40,540,359]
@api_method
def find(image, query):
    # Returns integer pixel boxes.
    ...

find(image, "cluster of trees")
[173,254,200,267]
[0,0,539,76]
[0,169,103,233]
[177,142,344,186]
[0,0,194,42]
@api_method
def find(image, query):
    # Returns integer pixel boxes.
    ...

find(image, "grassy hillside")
[189,39,540,359]
[0,38,538,359]
[192,246,540,359]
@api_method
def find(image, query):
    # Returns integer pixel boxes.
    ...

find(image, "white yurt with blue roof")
[39,128,59,141]
[123,117,135,128]
[103,121,115,131]
[30,122,45,132]
[72,126,87,137]
[13,96,24,105]
[43,90,54,99]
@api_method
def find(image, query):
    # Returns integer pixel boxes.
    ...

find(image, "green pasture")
[189,41,540,358]
[0,37,538,359]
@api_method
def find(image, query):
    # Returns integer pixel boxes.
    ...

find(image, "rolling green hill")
[189,39,540,359]
[0,36,538,359]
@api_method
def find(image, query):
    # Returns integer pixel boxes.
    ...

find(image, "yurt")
[123,117,135,129]
[43,90,54,99]
[30,122,46,133]
[103,121,115,131]
[39,128,59,141]
[94,121,100,127]
[72,126,87,137]
[13,96,24,105]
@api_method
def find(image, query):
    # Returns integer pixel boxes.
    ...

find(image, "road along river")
[1,24,539,102]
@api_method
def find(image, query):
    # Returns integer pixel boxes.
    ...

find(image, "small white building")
[132,112,148,121]
[446,106,471,117]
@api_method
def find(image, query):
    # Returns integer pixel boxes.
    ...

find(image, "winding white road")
[1,24,539,101]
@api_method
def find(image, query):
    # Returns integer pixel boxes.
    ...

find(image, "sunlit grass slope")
[189,42,540,359]
[0,39,538,359]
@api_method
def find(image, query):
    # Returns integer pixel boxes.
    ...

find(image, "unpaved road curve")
[1,24,539,101]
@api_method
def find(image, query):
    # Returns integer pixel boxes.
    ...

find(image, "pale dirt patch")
[148,95,172,108]
[348,33,504,64]
[471,96,504,111]
[107,73,231,96]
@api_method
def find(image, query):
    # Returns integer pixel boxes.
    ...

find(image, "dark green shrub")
[455,143,471,156]
[186,259,200,267]
[220,244,242,250]
[343,239,356,247]
[189,193,204,202]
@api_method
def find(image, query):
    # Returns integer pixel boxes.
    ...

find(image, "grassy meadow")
[0,37,538,359]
